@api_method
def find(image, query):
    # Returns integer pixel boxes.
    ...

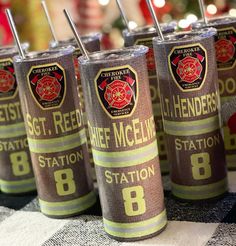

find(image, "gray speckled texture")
[42,215,120,246]
[206,223,236,246]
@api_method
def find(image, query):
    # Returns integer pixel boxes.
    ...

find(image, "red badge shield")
[27,63,66,109]
[35,75,61,102]
[95,66,138,118]
[176,56,203,83]
[135,38,156,77]
[169,44,207,91]
[104,80,133,109]
[0,59,17,100]
[215,27,236,70]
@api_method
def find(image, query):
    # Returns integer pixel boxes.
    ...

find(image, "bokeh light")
[153,0,166,8]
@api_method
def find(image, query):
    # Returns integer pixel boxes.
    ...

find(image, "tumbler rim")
[49,32,102,49]
[13,46,74,63]
[153,28,217,45]
[123,22,177,37]
[192,15,236,29]
[0,43,29,56]
[78,45,148,65]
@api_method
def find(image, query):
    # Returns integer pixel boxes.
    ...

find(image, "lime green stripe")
[29,139,86,153]
[104,209,166,228]
[164,115,219,127]
[94,151,157,168]
[105,219,167,238]
[28,129,86,145]
[0,186,36,194]
[0,122,26,138]
[0,177,36,193]
[39,191,96,216]
[0,122,25,130]
[226,154,236,168]
[166,125,220,136]
[40,198,96,216]
[39,191,95,207]
[220,96,235,104]
[164,115,221,136]
[93,140,157,158]
[103,210,167,238]
[0,177,35,185]
[152,103,162,117]
[28,129,86,153]
[1,184,36,194]
[172,178,228,200]
[226,154,236,162]
[149,75,157,79]
[92,140,158,168]
[172,186,227,200]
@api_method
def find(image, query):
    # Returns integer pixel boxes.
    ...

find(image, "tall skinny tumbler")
[0,45,36,194]
[153,29,228,200]
[193,17,236,170]
[14,47,95,217]
[50,34,101,181]
[123,24,176,174]
[79,46,167,241]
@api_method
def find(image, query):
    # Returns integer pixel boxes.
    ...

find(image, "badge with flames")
[168,44,207,91]
[95,66,138,119]
[0,58,17,100]
[215,27,236,70]
[135,38,156,77]
[27,63,66,110]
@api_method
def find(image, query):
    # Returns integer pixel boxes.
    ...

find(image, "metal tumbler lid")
[78,45,148,65]
[123,22,177,37]
[50,32,102,49]
[153,28,217,45]
[13,46,74,63]
[0,43,29,57]
[192,16,236,29]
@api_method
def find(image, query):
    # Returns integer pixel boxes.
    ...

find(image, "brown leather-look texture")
[50,34,101,180]
[123,25,176,174]
[0,45,36,194]
[153,29,228,201]
[79,46,167,241]
[13,47,95,218]
[192,17,236,170]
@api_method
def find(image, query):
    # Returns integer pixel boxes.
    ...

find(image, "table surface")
[0,171,235,246]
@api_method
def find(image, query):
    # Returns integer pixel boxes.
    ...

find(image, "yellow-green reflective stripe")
[171,178,228,200]
[163,115,221,136]
[220,96,234,104]
[92,140,158,168]
[149,75,157,79]
[28,129,86,153]
[226,154,236,168]
[39,191,96,216]
[0,122,26,138]
[103,209,167,238]
[0,178,36,193]
[153,103,162,117]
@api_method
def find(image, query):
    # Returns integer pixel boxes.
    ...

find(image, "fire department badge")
[168,44,207,91]
[95,65,138,119]
[27,63,66,110]
[0,58,17,100]
[135,38,156,77]
[215,27,236,70]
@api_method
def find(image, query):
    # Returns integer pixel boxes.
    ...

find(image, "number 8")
[54,169,76,196]
[191,152,212,180]
[122,186,146,216]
